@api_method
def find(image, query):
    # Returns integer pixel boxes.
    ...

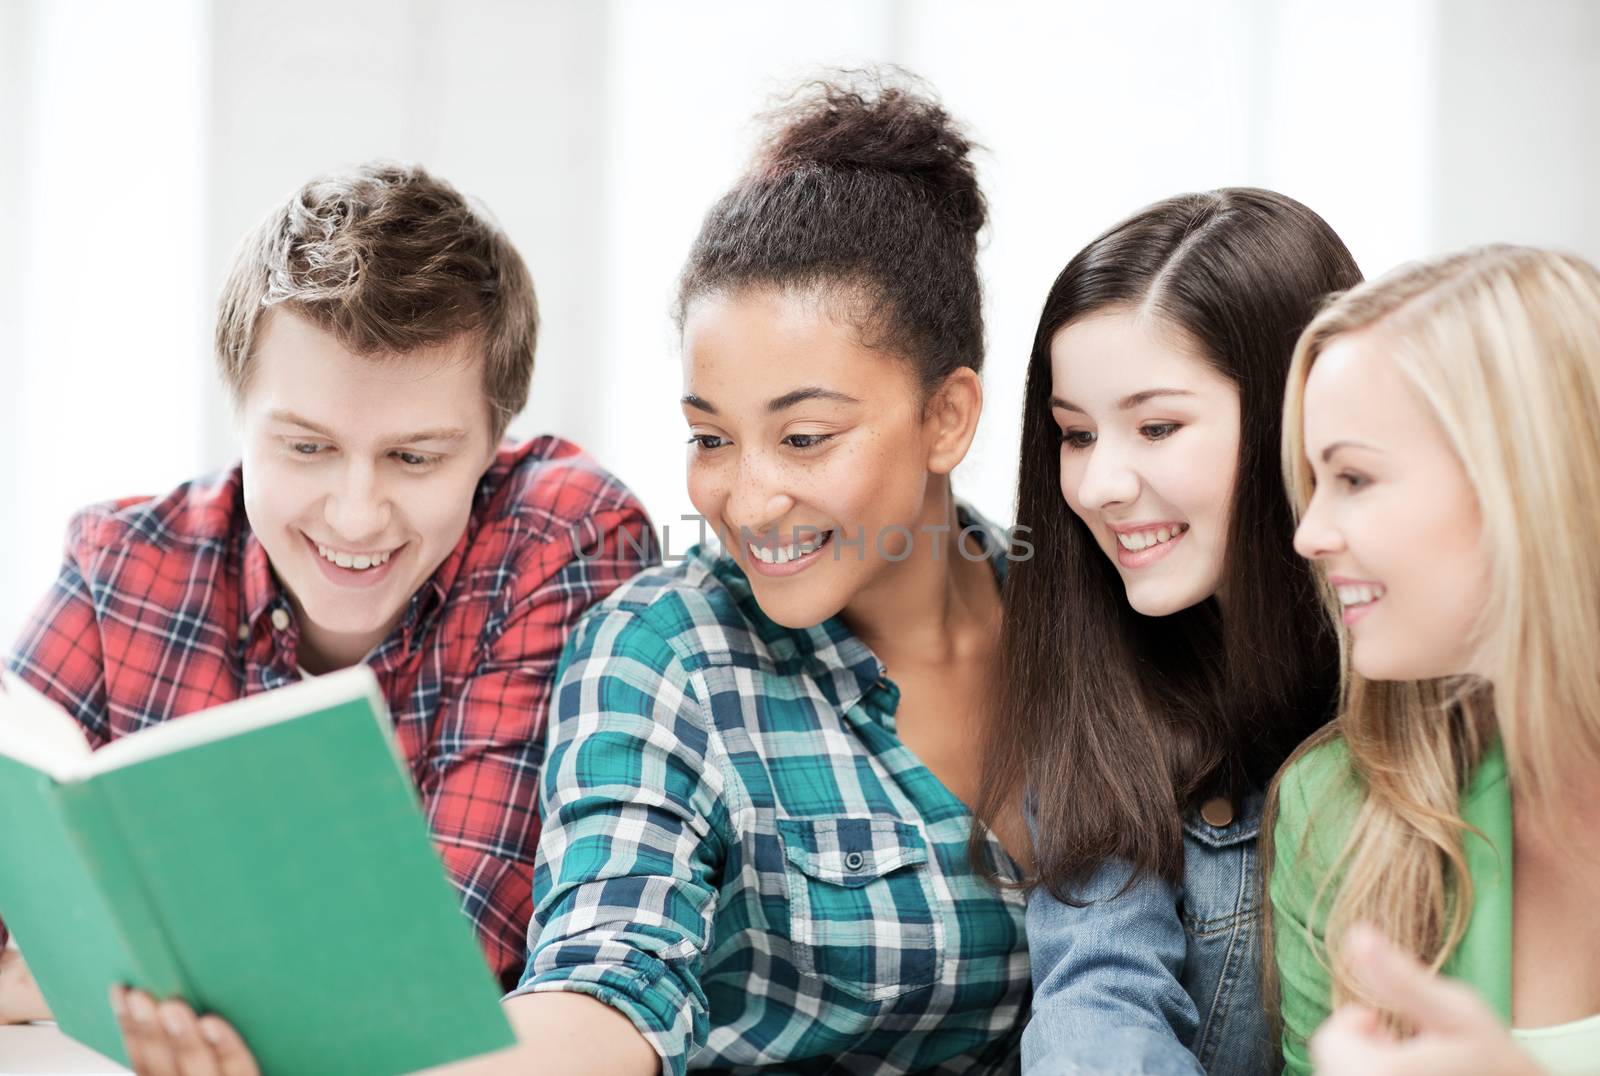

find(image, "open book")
[0,667,514,1075]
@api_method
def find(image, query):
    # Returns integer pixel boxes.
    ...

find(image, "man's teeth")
[1116,523,1189,552]
[748,532,831,565]
[317,543,393,570]
[1336,583,1387,606]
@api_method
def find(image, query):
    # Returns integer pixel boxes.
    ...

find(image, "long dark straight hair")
[975,188,1360,898]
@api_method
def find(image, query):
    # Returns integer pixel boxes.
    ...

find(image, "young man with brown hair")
[0,162,658,1020]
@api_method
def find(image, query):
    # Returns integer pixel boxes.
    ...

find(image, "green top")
[1269,736,1512,1075]
[1513,1013,1600,1075]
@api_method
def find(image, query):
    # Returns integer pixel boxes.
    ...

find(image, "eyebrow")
[767,387,861,412]
[1319,439,1383,463]
[267,410,468,445]
[1049,388,1197,413]
[681,387,863,416]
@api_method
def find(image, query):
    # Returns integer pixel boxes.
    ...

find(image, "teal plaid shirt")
[513,519,1029,1074]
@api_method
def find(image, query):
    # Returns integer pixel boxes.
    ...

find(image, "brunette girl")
[976,189,1361,1074]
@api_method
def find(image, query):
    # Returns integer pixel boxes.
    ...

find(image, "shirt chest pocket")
[776,816,946,1004]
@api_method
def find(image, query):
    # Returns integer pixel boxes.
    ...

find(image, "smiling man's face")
[237,309,497,671]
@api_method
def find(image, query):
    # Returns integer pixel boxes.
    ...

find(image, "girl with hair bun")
[1270,245,1600,1076]
[496,71,1030,1074]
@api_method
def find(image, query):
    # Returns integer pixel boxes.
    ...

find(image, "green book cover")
[0,666,515,1075]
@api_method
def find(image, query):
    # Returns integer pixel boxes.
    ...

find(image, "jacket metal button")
[1200,796,1234,828]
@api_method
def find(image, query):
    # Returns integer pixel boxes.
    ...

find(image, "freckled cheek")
[817,440,914,528]
[685,460,729,525]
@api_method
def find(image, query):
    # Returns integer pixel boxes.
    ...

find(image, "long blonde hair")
[1268,244,1600,1009]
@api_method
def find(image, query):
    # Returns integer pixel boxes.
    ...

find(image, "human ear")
[923,366,983,476]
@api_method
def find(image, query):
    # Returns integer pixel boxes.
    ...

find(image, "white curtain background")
[3,0,1597,642]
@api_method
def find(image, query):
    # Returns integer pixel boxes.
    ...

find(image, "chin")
[1123,586,1209,619]
[1350,643,1448,683]
[298,595,402,636]
[1350,654,1400,682]
[1349,633,1407,681]
[760,599,840,631]
[745,584,843,631]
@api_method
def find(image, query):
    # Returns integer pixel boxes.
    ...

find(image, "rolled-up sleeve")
[509,602,728,1076]
[1023,858,1204,1076]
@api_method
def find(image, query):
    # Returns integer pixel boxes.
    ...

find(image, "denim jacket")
[1022,789,1272,1076]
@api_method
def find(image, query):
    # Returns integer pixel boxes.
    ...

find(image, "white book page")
[0,1024,130,1074]
[0,673,94,782]
[77,665,386,779]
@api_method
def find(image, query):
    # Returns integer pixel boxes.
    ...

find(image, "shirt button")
[270,608,291,632]
[843,851,866,871]
[1200,796,1234,828]
[237,623,249,642]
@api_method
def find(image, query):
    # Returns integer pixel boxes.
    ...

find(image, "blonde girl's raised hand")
[1309,925,1542,1076]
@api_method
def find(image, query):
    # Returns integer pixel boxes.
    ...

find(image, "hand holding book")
[0,943,50,1024]
[110,986,258,1076]
[0,666,514,1075]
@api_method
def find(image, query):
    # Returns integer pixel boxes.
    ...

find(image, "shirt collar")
[240,529,285,638]
[397,524,468,650]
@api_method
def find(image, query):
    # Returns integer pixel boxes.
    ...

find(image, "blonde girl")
[1269,244,1600,1076]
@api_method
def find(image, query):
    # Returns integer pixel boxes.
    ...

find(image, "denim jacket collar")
[1180,786,1266,849]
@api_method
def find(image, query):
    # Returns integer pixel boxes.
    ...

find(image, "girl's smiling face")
[680,287,974,629]
[1050,308,1242,617]
[1293,328,1490,681]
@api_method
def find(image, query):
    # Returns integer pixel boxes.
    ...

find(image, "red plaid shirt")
[3,436,657,988]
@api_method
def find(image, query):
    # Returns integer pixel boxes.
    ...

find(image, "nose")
[323,459,391,543]
[1073,442,1140,511]
[724,451,795,539]
[1292,490,1344,561]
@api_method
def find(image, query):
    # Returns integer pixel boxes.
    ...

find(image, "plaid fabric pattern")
[4,436,657,986]
[514,511,1029,1074]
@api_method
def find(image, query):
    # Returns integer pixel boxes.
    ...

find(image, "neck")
[841,482,995,665]
[1488,677,1600,847]
[292,610,393,676]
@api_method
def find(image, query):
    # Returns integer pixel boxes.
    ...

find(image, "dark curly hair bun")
[756,71,986,241]
[677,67,988,388]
